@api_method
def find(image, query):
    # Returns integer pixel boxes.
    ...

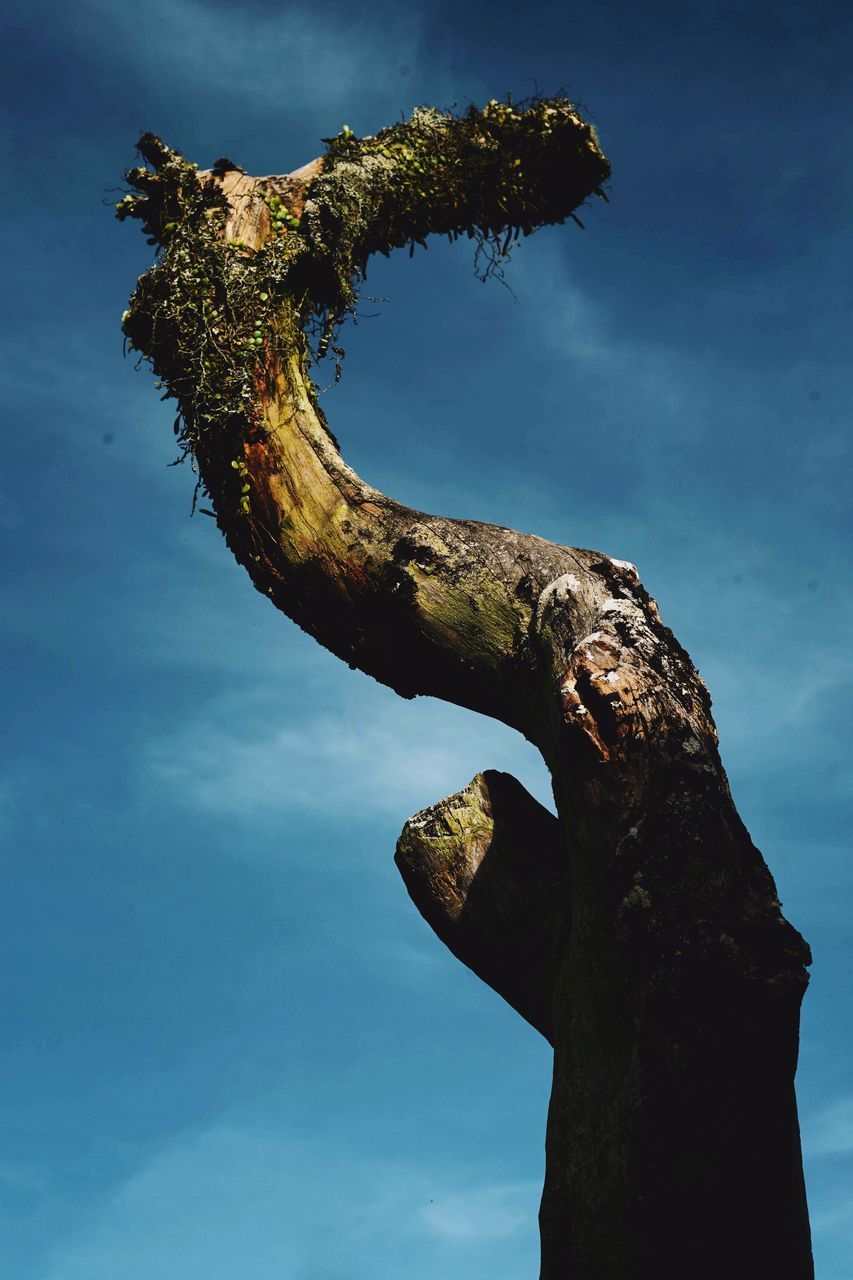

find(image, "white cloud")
[42,1117,539,1280]
[76,0,457,129]
[812,1198,853,1229]
[513,245,719,456]
[142,680,554,828]
[420,1180,539,1242]
[805,1095,853,1158]
[42,1123,407,1280]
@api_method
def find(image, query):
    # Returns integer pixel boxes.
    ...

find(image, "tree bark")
[119,102,814,1278]
[395,769,568,1043]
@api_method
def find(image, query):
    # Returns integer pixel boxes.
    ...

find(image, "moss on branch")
[117,96,609,516]
[302,97,610,316]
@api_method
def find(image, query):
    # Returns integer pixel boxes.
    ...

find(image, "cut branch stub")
[395,770,569,1043]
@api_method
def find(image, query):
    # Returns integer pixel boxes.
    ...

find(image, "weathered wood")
[119,102,814,1278]
[396,770,568,1043]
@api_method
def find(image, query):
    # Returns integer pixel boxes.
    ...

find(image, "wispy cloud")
[43,1116,538,1280]
[142,680,554,827]
[72,0,457,133]
[806,1095,853,1158]
[512,224,852,533]
[420,1180,539,1241]
[809,1191,853,1274]
[513,245,720,460]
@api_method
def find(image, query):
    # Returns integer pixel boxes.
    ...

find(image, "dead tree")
[117,97,814,1278]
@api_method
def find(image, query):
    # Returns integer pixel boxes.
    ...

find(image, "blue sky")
[1,0,851,1275]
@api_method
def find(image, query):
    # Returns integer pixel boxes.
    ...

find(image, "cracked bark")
[122,115,814,1279]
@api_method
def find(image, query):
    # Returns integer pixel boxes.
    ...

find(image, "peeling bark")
[119,103,814,1278]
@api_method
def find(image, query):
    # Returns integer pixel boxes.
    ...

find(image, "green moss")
[118,138,310,514]
[117,98,609,514]
[305,95,609,317]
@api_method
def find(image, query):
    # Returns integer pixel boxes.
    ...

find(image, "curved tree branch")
[118,101,612,734]
[118,96,814,1279]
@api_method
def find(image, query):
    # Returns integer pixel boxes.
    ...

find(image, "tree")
[117,97,814,1278]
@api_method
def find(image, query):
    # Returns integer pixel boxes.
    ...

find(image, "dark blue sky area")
[1,2,851,1276]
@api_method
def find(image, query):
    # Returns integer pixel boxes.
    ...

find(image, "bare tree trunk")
[118,100,813,1278]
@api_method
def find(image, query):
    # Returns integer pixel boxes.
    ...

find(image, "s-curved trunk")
[119,104,814,1277]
